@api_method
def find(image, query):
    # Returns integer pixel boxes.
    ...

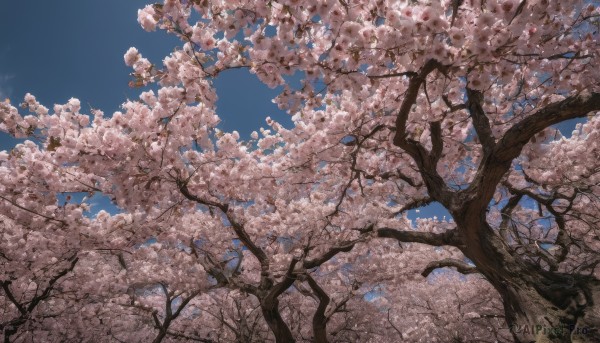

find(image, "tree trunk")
[152,330,167,343]
[261,297,295,343]
[306,275,330,343]
[493,268,600,343]
[456,216,600,343]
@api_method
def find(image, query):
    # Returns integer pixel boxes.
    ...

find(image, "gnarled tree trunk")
[456,216,600,343]
[498,275,600,343]
[260,296,295,343]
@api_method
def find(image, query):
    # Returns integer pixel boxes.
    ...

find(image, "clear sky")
[0,0,291,215]
[0,1,288,147]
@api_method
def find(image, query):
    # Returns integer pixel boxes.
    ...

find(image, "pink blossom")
[137,5,157,31]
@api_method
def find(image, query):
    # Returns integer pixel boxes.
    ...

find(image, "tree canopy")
[1,0,600,342]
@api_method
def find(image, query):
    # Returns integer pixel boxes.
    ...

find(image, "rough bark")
[260,298,295,343]
[259,258,298,343]
[500,276,600,343]
[387,64,600,343]
[305,275,330,343]
[449,91,600,342]
[459,221,600,343]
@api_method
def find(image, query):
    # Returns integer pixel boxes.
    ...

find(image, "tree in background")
[2,0,600,342]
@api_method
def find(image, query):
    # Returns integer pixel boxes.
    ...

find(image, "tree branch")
[466,88,496,153]
[178,181,270,286]
[393,59,442,148]
[26,255,78,313]
[152,285,202,343]
[496,92,600,163]
[0,195,67,225]
[430,121,444,163]
[464,91,600,212]
[269,258,299,300]
[499,194,523,242]
[190,239,258,295]
[303,226,371,269]
[2,255,78,341]
[368,71,418,79]
[1,282,26,315]
[503,183,574,269]
[305,275,330,343]
[390,59,455,202]
[260,258,299,343]
[376,227,462,247]
[387,309,403,338]
[166,330,215,343]
[172,291,200,320]
[177,180,227,212]
[421,258,479,277]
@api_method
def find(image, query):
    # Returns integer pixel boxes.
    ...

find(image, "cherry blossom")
[2,0,600,342]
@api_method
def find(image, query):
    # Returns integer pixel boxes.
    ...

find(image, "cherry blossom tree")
[2,0,600,342]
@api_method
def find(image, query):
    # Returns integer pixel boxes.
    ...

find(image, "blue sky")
[0,1,585,154]
[0,1,290,215]
[0,1,287,148]
[0,1,585,220]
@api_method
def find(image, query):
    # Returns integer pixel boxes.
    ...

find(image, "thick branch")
[270,258,299,300]
[177,181,228,211]
[421,258,479,277]
[496,91,600,162]
[465,91,600,211]
[303,227,371,269]
[466,88,496,153]
[390,60,455,202]
[226,215,270,284]
[393,59,442,147]
[260,258,299,343]
[499,194,523,242]
[305,275,330,343]
[430,121,444,163]
[303,243,355,270]
[376,227,462,247]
